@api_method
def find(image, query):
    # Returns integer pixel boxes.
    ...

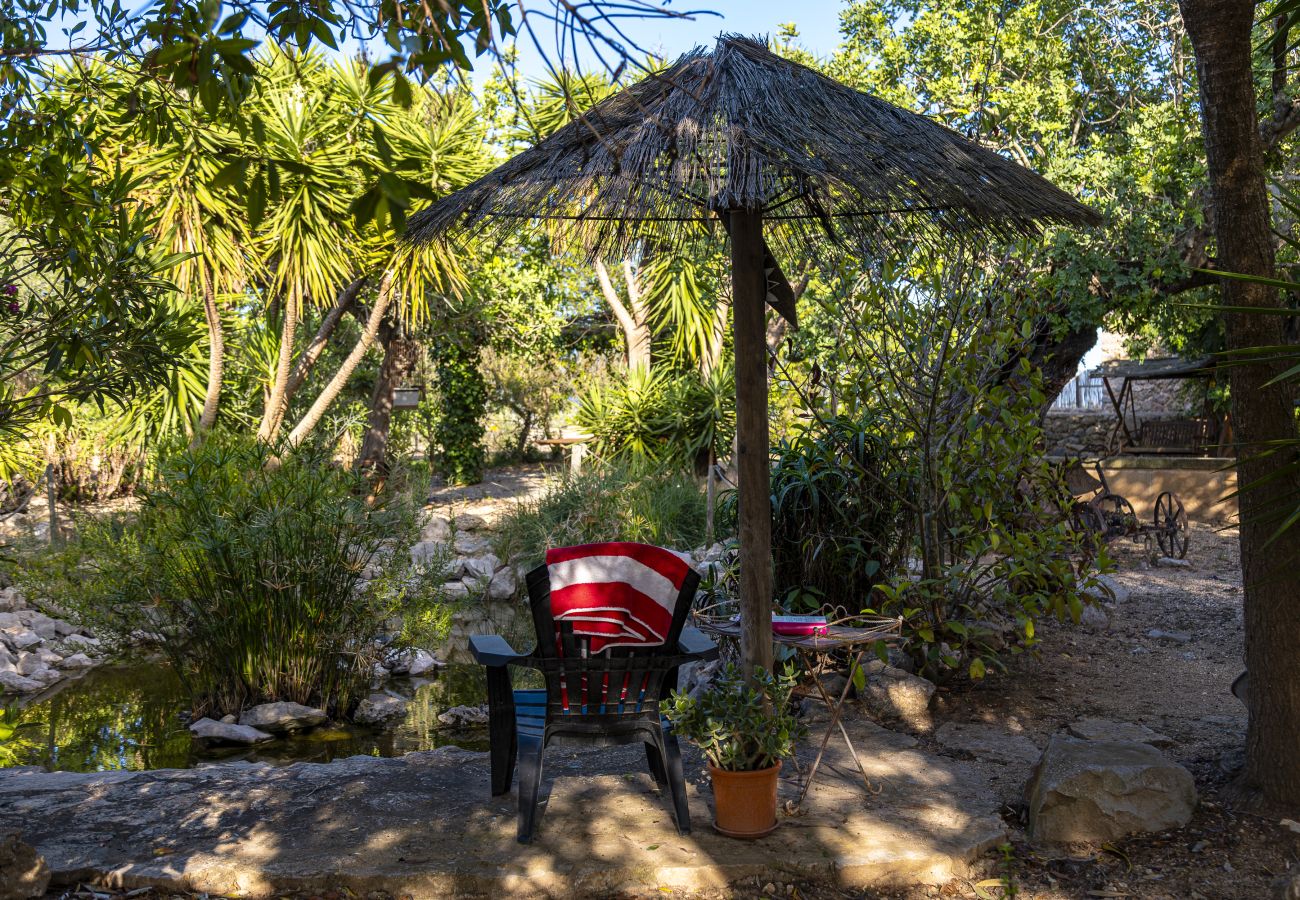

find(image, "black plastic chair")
[469,542,718,843]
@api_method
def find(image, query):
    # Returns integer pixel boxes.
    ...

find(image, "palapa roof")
[406,35,1099,257]
[1090,356,1217,381]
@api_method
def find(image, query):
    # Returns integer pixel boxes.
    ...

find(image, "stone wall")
[1043,411,1116,455]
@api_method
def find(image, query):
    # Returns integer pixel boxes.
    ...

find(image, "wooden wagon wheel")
[1070,502,1107,568]
[1153,491,1190,559]
[1096,493,1138,540]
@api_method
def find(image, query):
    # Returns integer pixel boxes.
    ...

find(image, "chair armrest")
[469,634,528,668]
[677,627,719,662]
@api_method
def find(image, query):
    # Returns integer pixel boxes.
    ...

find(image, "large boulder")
[188,718,274,745]
[0,671,42,694]
[487,565,518,600]
[407,649,443,676]
[0,830,50,900]
[453,533,492,556]
[238,701,328,733]
[437,704,489,727]
[463,553,501,581]
[355,693,409,725]
[859,660,935,729]
[419,513,451,543]
[410,541,449,566]
[1024,734,1196,843]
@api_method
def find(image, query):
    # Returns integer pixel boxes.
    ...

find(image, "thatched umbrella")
[407,35,1098,677]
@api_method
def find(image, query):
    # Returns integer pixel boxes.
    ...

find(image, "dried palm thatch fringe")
[405,35,1099,260]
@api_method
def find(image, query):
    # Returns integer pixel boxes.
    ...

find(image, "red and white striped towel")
[546,542,692,654]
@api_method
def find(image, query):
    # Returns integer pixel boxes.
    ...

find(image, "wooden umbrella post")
[729,207,774,680]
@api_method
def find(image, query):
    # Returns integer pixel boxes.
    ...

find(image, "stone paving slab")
[0,720,1006,898]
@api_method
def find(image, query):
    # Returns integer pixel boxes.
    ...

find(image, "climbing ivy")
[432,324,487,486]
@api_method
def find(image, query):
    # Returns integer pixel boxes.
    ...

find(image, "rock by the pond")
[410,541,449,565]
[419,514,452,543]
[238,702,328,733]
[462,553,501,581]
[442,580,471,601]
[0,671,42,694]
[860,661,935,728]
[58,633,99,652]
[437,704,489,727]
[53,650,93,671]
[487,566,518,600]
[0,830,50,900]
[15,653,46,676]
[407,649,443,676]
[188,718,274,745]
[6,631,40,651]
[934,721,1040,766]
[1024,734,1196,843]
[355,694,408,725]
[1067,717,1172,747]
[453,532,492,556]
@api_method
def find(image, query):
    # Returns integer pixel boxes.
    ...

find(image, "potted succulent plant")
[665,663,805,838]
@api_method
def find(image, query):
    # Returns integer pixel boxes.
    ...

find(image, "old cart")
[1066,459,1190,558]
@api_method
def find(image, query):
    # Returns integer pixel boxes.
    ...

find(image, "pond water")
[0,663,496,772]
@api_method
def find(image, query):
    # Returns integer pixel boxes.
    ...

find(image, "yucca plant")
[73,435,441,718]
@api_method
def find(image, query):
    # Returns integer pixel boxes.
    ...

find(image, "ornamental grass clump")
[665,664,805,772]
[75,436,442,719]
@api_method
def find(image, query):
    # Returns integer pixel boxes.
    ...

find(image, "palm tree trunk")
[285,273,395,449]
[356,320,415,477]
[191,268,224,449]
[258,295,299,443]
[284,276,367,403]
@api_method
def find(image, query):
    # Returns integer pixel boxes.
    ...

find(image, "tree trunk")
[284,276,367,403]
[356,319,414,478]
[191,267,224,448]
[285,273,395,450]
[594,258,652,370]
[1181,0,1300,807]
[730,207,774,682]
[258,297,299,443]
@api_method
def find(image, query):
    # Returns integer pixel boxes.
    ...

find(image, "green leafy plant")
[492,463,707,571]
[574,364,734,474]
[432,321,487,485]
[664,664,805,771]
[55,435,447,719]
[724,414,902,614]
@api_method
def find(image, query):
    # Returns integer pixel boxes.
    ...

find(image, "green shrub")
[664,664,805,771]
[575,365,734,474]
[722,415,902,614]
[492,463,707,569]
[432,324,487,486]
[52,436,447,718]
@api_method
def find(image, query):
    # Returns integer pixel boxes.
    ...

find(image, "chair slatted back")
[526,542,699,722]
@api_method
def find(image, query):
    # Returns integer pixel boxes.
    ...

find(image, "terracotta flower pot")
[708,760,782,838]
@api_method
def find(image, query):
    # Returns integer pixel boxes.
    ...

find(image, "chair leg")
[516,733,545,844]
[661,730,692,836]
[486,667,516,796]
[645,740,669,786]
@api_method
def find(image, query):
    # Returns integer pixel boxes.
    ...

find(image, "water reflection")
[1,663,498,772]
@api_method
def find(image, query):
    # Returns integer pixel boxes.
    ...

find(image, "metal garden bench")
[469,542,719,843]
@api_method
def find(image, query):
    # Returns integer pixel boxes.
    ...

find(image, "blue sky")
[501,1,847,81]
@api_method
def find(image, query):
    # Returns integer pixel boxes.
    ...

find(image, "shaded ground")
[21,473,1299,899]
[8,719,1005,898]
